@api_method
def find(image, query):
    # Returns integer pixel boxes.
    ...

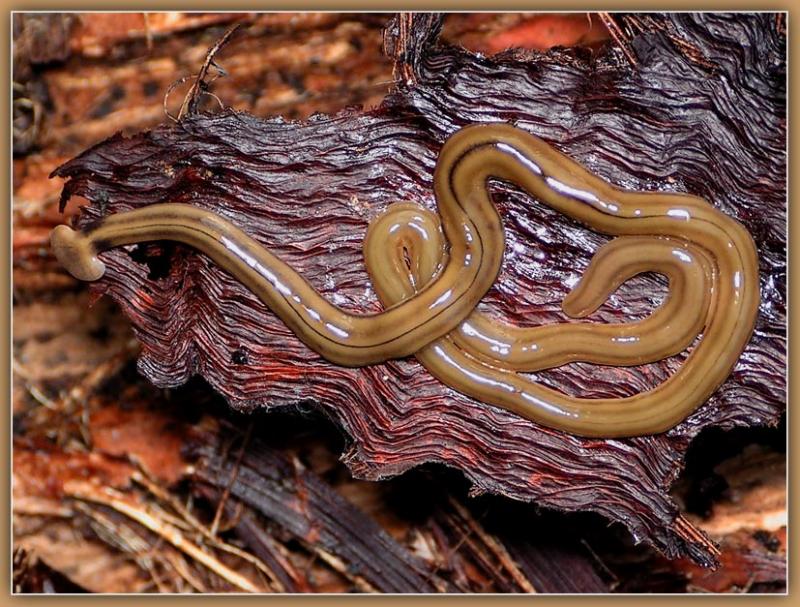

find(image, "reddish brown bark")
[13,12,786,593]
[52,13,785,567]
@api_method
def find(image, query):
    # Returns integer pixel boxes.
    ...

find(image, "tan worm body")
[51,123,760,437]
[364,205,715,371]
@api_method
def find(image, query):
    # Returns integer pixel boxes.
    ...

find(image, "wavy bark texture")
[53,13,786,566]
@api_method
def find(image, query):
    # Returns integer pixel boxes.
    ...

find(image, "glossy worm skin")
[364,205,715,371]
[51,123,760,437]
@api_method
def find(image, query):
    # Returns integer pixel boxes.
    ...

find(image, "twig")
[598,12,638,67]
[447,496,536,593]
[132,469,285,592]
[300,543,377,593]
[675,514,721,558]
[579,538,618,585]
[423,514,479,586]
[66,483,264,592]
[162,550,208,593]
[210,421,253,537]
[177,23,240,121]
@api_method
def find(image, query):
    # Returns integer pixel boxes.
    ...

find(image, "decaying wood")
[189,423,452,593]
[11,364,786,592]
[13,12,786,593]
[52,12,785,568]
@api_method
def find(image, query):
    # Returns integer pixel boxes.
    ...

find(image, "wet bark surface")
[18,12,788,594]
[51,13,786,568]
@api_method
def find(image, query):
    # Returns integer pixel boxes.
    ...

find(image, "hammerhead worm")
[51,123,759,437]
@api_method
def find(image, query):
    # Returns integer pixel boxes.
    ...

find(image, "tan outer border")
[3,3,793,603]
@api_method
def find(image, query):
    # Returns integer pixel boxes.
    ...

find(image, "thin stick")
[210,421,253,537]
[67,483,263,593]
[598,13,638,67]
[447,496,536,593]
[132,469,285,592]
[179,23,241,119]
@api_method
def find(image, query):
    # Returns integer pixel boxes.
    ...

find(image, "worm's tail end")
[50,225,106,281]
